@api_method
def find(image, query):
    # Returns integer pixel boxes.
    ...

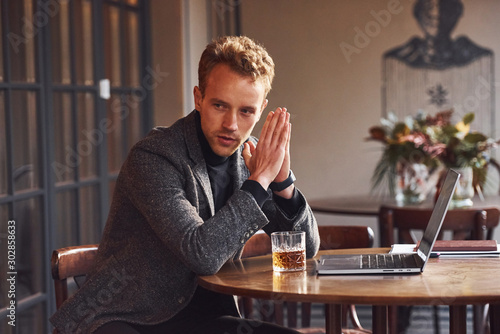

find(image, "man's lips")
[217,135,238,145]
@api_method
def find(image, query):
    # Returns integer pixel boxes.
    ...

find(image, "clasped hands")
[242,107,294,199]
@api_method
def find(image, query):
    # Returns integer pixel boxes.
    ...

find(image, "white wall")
[150,0,184,126]
[150,0,500,245]
[239,0,500,243]
[150,0,212,125]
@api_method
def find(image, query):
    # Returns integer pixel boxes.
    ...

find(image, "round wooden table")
[198,248,500,334]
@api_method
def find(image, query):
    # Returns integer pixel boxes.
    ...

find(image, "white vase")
[395,162,428,204]
[451,167,474,208]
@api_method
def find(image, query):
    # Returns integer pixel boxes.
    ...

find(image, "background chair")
[378,206,499,247]
[241,226,374,334]
[378,205,500,334]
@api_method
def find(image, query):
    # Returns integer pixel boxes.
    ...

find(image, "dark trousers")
[93,316,301,334]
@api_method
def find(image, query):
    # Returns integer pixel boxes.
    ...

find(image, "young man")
[51,36,319,334]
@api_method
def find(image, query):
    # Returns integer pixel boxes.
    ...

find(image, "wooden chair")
[52,230,374,334]
[51,244,99,309]
[239,232,273,321]
[378,206,500,334]
[378,206,499,247]
[51,244,99,333]
[241,226,374,333]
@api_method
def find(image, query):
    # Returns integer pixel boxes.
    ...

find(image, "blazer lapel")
[184,111,215,216]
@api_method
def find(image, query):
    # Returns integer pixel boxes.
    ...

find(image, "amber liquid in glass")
[272,249,306,271]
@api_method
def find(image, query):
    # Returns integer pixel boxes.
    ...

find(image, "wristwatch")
[269,170,296,192]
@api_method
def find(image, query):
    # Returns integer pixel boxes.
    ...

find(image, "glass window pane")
[52,93,75,184]
[17,302,46,334]
[0,3,4,82]
[74,0,94,85]
[107,94,124,173]
[12,91,40,192]
[8,0,37,83]
[14,197,44,295]
[109,180,116,204]
[55,190,78,249]
[124,10,139,86]
[126,93,141,149]
[0,200,7,222]
[50,0,71,84]
[0,199,45,333]
[79,185,100,244]
[0,206,13,334]
[77,93,98,180]
[0,92,7,195]
[0,205,10,307]
[103,4,122,86]
[126,0,139,6]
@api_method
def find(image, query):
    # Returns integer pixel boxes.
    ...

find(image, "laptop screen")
[416,169,460,262]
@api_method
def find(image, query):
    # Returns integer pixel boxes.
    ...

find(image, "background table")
[198,248,500,334]
[308,194,500,217]
[310,195,500,249]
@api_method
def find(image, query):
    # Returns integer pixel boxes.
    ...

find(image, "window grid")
[0,1,151,333]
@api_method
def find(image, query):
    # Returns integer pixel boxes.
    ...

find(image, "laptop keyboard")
[361,254,418,269]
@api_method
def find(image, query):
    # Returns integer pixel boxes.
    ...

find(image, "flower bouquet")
[367,109,499,204]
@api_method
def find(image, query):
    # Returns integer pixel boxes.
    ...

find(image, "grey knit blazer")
[50,111,320,333]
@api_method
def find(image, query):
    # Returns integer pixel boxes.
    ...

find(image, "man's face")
[194,64,267,157]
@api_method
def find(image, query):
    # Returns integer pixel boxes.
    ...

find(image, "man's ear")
[258,99,268,121]
[194,86,202,110]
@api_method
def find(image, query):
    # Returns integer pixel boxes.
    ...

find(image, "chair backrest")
[378,206,500,247]
[51,244,99,310]
[318,225,374,250]
[241,225,375,258]
[241,231,272,258]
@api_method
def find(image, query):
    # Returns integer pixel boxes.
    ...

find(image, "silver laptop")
[317,169,460,275]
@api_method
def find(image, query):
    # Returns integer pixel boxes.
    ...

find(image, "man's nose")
[222,111,238,131]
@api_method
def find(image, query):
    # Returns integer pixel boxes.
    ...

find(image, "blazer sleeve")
[262,189,320,259]
[119,146,271,276]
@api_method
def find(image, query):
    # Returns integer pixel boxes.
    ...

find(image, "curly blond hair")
[198,36,275,97]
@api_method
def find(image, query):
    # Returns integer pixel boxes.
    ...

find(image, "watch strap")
[269,170,296,192]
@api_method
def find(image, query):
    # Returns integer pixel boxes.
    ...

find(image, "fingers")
[242,141,256,169]
[244,107,291,189]
[242,142,251,168]
[278,111,290,147]
[260,107,289,148]
[259,111,274,144]
[286,123,292,152]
